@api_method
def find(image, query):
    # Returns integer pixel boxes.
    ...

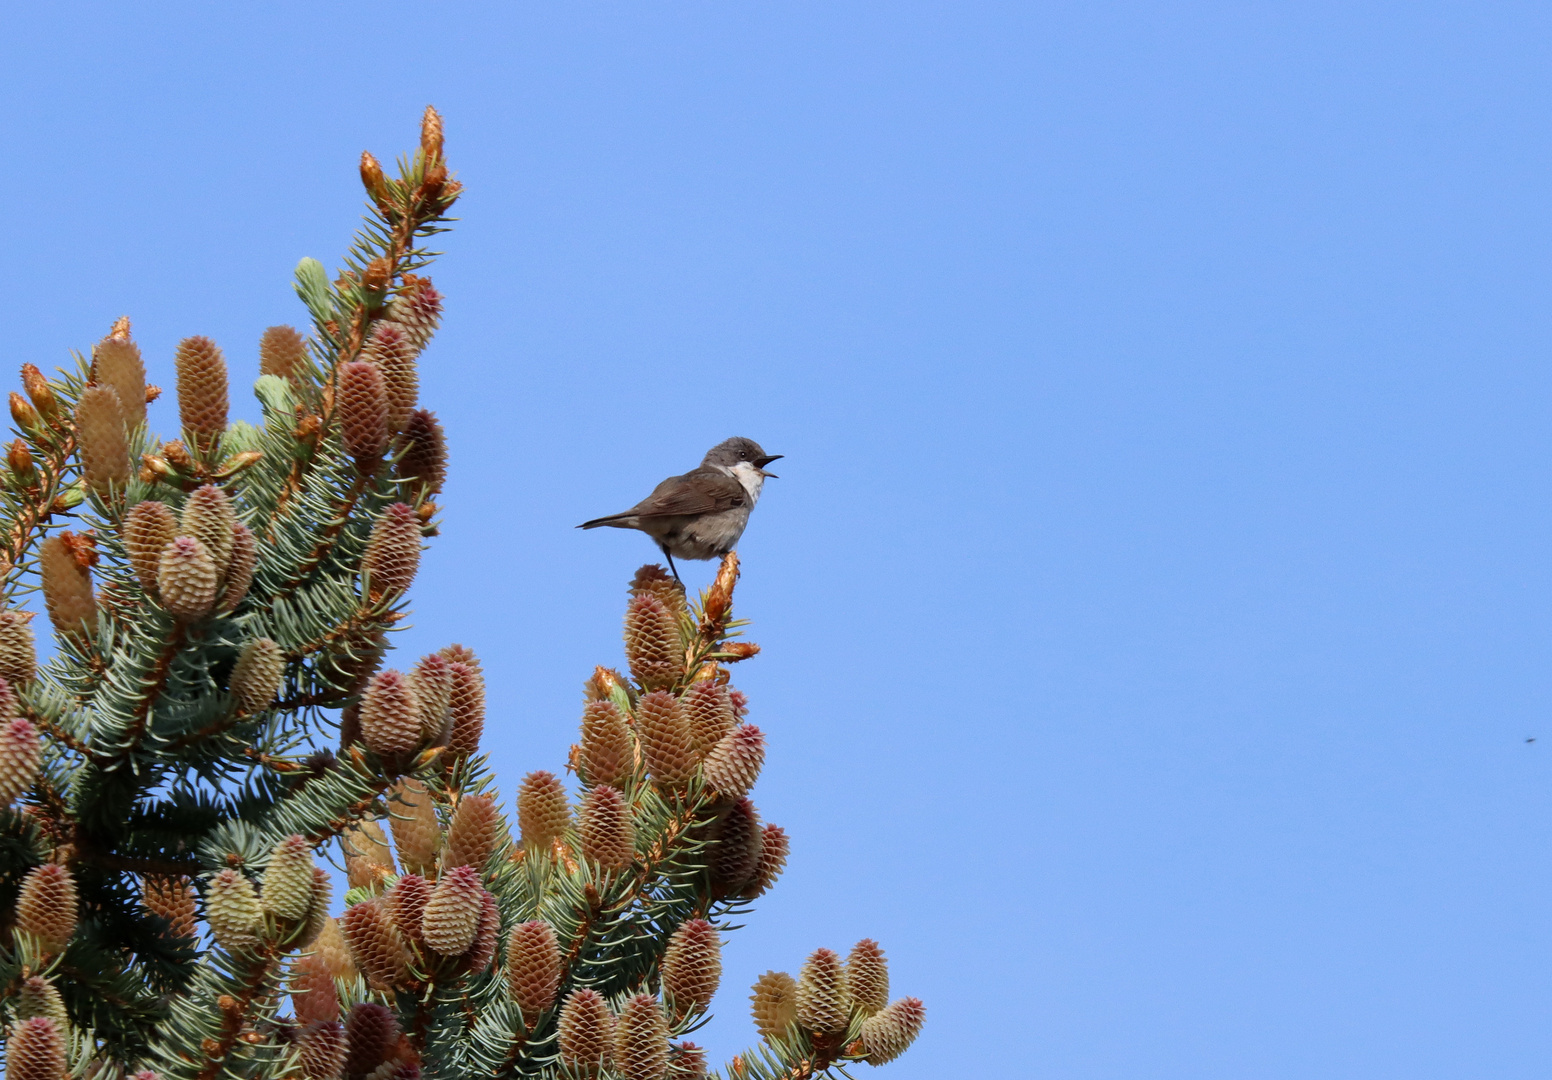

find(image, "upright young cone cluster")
[0,124,926,1080]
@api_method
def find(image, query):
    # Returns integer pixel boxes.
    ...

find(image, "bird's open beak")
[755,454,782,477]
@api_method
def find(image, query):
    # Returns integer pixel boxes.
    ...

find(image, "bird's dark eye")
[739,451,747,459]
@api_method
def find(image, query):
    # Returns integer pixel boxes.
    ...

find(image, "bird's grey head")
[703,437,783,474]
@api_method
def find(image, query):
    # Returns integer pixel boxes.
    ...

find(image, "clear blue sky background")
[5,3,1549,1077]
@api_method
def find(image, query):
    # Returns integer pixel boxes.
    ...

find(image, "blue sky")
[6,3,1550,1076]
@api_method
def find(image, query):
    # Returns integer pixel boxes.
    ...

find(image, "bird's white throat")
[721,461,766,504]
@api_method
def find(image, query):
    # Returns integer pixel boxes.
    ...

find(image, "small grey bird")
[578,437,782,580]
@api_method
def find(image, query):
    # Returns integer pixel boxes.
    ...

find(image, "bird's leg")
[662,548,682,583]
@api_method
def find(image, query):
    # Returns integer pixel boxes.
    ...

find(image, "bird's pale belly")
[643,507,752,560]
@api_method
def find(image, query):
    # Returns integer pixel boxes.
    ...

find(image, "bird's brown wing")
[626,467,749,518]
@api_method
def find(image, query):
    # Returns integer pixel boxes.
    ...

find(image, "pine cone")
[342,819,395,890]
[6,1016,66,1080]
[16,865,76,954]
[386,278,443,350]
[15,976,67,1028]
[395,410,447,501]
[230,637,283,714]
[750,971,798,1040]
[517,771,570,852]
[709,799,762,899]
[314,917,357,981]
[661,919,721,1022]
[745,823,789,899]
[444,793,502,871]
[557,988,615,1075]
[299,867,331,949]
[385,873,431,948]
[361,671,423,758]
[670,1043,706,1078]
[261,834,316,921]
[361,320,418,433]
[205,869,262,953]
[259,325,308,383]
[290,953,337,1026]
[859,998,926,1065]
[0,610,36,685]
[180,484,236,577]
[125,501,178,596]
[92,336,147,426]
[362,503,421,598]
[0,717,41,806]
[387,777,441,875]
[217,522,257,613]
[465,888,500,975]
[846,939,889,1018]
[505,920,562,1021]
[446,660,484,759]
[421,865,483,957]
[579,699,632,787]
[795,948,850,1035]
[76,385,131,494]
[344,1002,401,1078]
[142,875,197,939]
[624,593,681,690]
[613,994,670,1080]
[340,900,409,992]
[636,690,695,789]
[702,724,764,798]
[339,361,390,460]
[681,681,735,756]
[39,535,95,634]
[577,785,634,871]
[297,1019,346,1080]
[630,564,686,618]
[174,335,229,460]
[157,536,219,620]
[409,652,454,744]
